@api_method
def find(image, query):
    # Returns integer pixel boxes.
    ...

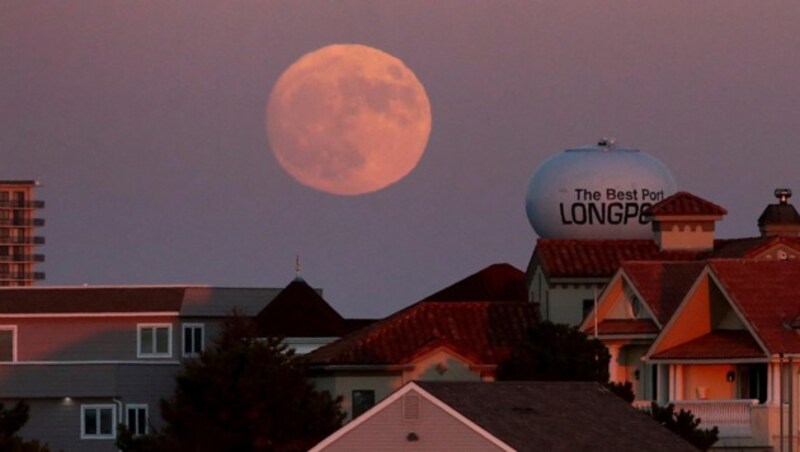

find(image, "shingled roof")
[254,278,363,338]
[415,381,697,452]
[758,203,800,227]
[422,263,527,302]
[648,191,728,216]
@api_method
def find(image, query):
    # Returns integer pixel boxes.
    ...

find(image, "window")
[0,326,16,362]
[182,323,204,357]
[351,390,375,418]
[81,405,116,439]
[582,299,595,319]
[138,324,172,357]
[126,404,148,436]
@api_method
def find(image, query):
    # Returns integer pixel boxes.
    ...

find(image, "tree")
[496,321,610,381]
[651,403,719,451]
[117,314,344,452]
[0,401,51,452]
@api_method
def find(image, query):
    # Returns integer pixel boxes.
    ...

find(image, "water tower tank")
[525,140,676,239]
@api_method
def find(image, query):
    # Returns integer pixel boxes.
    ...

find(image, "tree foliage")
[650,403,719,451]
[0,401,51,452]
[496,321,610,382]
[117,314,344,452]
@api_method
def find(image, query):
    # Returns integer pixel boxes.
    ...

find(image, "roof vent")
[776,188,792,205]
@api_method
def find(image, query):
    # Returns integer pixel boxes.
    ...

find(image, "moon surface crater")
[267,44,432,195]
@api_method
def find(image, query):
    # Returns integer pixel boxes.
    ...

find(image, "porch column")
[770,361,781,404]
[671,364,684,401]
[608,344,621,382]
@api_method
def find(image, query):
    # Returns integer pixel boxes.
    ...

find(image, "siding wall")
[320,391,505,451]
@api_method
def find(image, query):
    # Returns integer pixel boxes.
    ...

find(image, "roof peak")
[649,191,728,217]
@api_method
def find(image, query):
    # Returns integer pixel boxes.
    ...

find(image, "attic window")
[403,394,420,421]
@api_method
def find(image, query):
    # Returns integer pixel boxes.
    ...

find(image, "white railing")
[673,399,758,437]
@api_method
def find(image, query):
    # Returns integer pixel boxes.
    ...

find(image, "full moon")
[266,44,432,195]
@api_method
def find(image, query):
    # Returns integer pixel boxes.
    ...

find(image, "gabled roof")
[649,191,728,217]
[414,381,697,452]
[709,260,800,355]
[621,261,706,325]
[422,263,527,302]
[0,287,186,314]
[254,278,354,338]
[306,301,539,366]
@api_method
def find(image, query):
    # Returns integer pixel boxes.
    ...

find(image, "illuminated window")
[0,326,16,362]
[182,323,204,357]
[126,404,148,436]
[352,390,375,418]
[81,405,116,439]
[138,324,172,357]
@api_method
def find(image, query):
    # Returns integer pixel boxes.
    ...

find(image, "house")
[307,263,539,420]
[527,191,800,327]
[0,279,353,451]
[310,381,697,451]
[577,191,800,449]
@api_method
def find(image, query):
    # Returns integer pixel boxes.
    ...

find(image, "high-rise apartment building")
[0,181,44,286]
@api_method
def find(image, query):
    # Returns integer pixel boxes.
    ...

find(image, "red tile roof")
[621,261,706,325]
[422,263,527,302]
[650,330,765,360]
[534,236,800,279]
[0,287,185,314]
[648,191,728,216]
[709,260,800,354]
[533,240,705,279]
[306,301,539,366]
[594,319,659,335]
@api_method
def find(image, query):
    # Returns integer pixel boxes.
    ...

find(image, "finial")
[294,254,302,280]
[775,188,792,205]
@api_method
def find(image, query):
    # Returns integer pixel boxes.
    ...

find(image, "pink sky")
[2,1,800,317]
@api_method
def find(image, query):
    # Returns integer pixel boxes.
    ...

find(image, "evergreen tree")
[0,401,51,452]
[118,314,344,452]
[496,321,610,381]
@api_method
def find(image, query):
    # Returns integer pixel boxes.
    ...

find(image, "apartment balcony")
[0,236,45,245]
[0,200,44,209]
[0,218,45,227]
[0,254,45,263]
[0,272,45,282]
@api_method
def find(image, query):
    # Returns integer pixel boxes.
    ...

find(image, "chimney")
[758,189,800,237]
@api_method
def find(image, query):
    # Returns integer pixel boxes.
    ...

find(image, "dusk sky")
[3,2,800,318]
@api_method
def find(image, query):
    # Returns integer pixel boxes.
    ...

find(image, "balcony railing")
[0,218,45,227]
[0,200,45,209]
[673,399,758,437]
[0,236,45,245]
[0,272,45,281]
[0,254,44,263]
